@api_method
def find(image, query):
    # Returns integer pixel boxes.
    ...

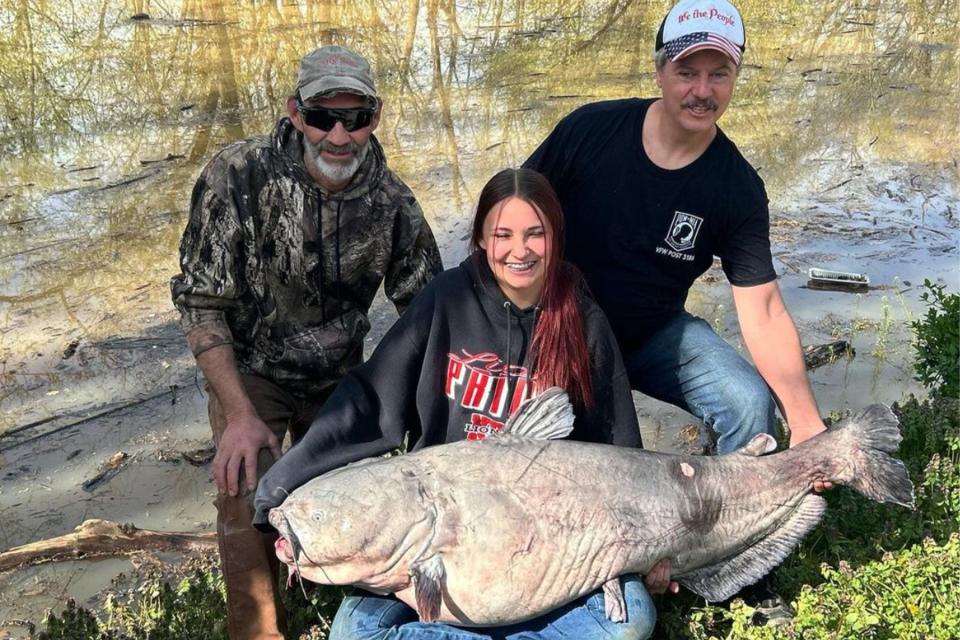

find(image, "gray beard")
[304,139,369,184]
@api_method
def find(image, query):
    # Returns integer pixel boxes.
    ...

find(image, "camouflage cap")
[297,45,378,102]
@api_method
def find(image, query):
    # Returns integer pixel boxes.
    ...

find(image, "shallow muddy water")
[0,0,958,632]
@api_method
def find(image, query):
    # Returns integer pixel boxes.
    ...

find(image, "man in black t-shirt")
[525,0,829,621]
[525,7,833,456]
[526,0,827,454]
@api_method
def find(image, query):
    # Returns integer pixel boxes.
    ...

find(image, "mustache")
[313,139,362,155]
[681,98,719,111]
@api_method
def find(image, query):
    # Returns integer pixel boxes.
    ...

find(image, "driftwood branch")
[0,519,216,573]
[803,340,855,370]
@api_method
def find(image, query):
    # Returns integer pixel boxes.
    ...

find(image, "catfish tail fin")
[833,404,914,508]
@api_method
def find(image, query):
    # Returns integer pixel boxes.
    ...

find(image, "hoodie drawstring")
[335,200,345,328]
[315,189,326,325]
[530,304,541,387]
[503,301,513,382]
[503,300,543,391]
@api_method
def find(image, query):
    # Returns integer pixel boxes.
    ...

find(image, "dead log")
[0,519,216,572]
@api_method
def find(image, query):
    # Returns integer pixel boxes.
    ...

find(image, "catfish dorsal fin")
[497,386,575,440]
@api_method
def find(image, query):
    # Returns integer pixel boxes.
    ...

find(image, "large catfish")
[269,388,913,626]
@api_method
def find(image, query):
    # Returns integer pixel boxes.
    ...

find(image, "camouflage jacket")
[171,118,443,397]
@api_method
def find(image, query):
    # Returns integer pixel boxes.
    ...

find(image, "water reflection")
[0,0,957,431]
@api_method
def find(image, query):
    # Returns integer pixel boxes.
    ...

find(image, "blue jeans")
[623,312,776,454]
[328,575,656,640]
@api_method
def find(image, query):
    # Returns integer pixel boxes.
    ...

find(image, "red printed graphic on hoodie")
[444,350,537,440]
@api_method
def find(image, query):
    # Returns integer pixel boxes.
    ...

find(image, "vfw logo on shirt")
[657,211,703,261]
[445,350,535,440]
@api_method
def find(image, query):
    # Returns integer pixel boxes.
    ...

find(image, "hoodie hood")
[272,117,386,200]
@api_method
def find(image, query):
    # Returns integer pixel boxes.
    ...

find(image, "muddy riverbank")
[1,0,957,634]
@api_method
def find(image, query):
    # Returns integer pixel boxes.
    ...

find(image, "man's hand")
[644,558,679,595]
[213,413,282,496]
[789,423,833,492]
[188,339,283,497]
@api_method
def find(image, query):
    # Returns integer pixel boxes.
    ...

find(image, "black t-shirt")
[524,98,776,350]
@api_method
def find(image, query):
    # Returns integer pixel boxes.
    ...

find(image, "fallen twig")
[82,451,130,492]
[0,387,179,453]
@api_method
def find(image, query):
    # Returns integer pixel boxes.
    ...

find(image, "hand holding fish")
[788,421,826,448]
[643,558,679,595]
[789,420,834,492]
[812,478,834,492]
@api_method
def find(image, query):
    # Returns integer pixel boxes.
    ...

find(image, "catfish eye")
[312,511,325,523]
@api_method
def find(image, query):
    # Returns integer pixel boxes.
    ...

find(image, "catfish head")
[268,469,434,587]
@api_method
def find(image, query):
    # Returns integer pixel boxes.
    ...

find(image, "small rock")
[62,339,80,359]
[182,444,216,466]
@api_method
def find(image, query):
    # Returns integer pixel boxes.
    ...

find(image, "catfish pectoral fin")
[602,577,627,622]
[411,555,446,622]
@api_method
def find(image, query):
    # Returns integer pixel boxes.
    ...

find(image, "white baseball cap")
[655,0,746,65]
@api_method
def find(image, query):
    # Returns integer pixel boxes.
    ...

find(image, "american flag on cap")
[664,31,743,65]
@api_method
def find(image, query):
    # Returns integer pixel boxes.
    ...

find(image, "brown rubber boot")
[216,488,285,640]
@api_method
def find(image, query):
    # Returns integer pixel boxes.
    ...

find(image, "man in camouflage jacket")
[170,45,442,640]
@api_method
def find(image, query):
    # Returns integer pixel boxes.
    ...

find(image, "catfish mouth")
[269,507,315,590]
[275,537,295,564]
[269,508,302,566]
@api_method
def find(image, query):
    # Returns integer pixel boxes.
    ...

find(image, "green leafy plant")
[32,563,347,640]
[36,567,228,640]
[911,279,959,399]
[790,535,960,639]
[35,599,99,640]
[281,579,346,639]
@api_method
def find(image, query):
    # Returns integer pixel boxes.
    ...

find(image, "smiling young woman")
[470,168,594,408]
[478,196,548,309]
[255,167,651,640]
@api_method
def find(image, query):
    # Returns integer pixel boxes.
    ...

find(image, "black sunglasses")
[296,100,376,132]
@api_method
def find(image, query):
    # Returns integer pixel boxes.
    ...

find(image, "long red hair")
[470,168,593,408]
